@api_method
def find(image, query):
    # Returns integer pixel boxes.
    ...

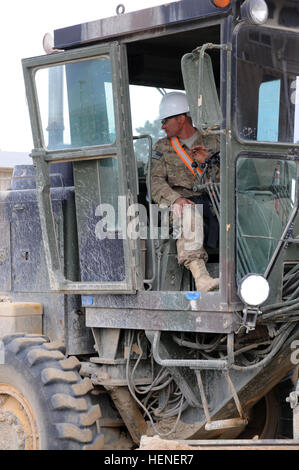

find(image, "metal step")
[205,417,247,431]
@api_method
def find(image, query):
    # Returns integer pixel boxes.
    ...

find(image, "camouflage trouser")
[173,204,208,268]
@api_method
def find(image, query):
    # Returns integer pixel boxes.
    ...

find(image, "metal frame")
[230,20,299,303]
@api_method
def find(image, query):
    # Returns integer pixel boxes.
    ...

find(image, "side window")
[235,25,299,144]
[36,57,115,150]
[257,76,299,144]
[236,156,297,280]
[257,79,281,142]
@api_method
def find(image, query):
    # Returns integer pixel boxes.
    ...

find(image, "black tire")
[0,334,104,450]
[238,376,294,439]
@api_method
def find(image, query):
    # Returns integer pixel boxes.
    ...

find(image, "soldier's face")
[161,115,183,138]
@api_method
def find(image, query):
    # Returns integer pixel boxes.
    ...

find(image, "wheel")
[0,334,104,450]
[238,376,294,439]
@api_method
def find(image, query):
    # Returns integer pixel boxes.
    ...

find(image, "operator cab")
[20,0,299,332]
[26,12,222,295]
[127,25,221,291]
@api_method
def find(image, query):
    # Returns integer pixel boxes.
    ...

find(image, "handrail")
[152,330,228,370]
[133,134,156,289]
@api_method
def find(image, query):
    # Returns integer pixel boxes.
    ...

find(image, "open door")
[22,42,140,293]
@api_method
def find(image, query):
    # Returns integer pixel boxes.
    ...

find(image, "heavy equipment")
[1,0,299,450]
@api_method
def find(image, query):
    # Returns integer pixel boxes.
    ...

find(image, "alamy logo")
[94,198,204,248]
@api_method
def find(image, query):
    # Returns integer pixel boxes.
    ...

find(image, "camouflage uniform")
[151,130,220,267]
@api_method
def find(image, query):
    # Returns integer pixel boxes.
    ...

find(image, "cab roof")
[54,0,231,49]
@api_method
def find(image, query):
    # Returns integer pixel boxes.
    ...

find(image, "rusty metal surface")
[86,306,239,334]
[83,290,242,312]
[107,387,147,445]
[83,290,242,334]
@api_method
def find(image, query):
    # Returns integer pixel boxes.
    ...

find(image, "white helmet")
[158,92,190,120]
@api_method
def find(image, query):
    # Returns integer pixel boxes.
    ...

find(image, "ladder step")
[205,417,247,431]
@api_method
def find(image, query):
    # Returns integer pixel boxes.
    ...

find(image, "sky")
[0,0,178,162]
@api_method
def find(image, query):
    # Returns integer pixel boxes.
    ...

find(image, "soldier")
[151,92,219,292]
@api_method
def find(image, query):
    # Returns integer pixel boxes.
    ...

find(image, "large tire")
[0,334,104,450]
[238,376,294,440]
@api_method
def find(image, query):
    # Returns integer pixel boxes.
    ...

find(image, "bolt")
[286,391,299,409]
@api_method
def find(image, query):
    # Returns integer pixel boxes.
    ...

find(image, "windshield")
[235,25,299,143]
[236,155,297,281]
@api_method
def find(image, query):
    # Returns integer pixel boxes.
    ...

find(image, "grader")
[1,0,299,450]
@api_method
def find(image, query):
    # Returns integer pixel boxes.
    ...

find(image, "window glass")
[257,80,281,142]
[236,156,297,280]
[73,156,126,283]
[236,26,299,143]
[36,57,115,150]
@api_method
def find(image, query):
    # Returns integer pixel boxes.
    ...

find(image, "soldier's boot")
[189,259,219,292]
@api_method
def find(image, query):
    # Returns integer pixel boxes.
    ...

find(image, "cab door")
[23,42,141,293]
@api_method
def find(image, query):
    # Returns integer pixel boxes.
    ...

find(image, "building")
[0,167,13,191]
[0,151,31,191]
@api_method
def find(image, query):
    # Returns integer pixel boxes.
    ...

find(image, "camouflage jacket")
[151,130,220,206]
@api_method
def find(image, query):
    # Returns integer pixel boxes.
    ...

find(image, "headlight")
[240,0,269,25]
[238,274,270,307]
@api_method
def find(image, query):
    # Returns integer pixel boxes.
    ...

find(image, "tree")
[134,119,165,166]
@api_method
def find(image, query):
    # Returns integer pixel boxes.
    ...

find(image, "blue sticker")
[185,291,201,300]
[82,296,94,306]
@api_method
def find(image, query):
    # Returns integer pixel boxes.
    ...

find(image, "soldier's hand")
[191,145,209,164]
[172,197,195,217]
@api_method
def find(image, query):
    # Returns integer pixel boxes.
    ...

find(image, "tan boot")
[189,259,219,292]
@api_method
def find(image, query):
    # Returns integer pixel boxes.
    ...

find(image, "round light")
[240,0,269,25]
[238,274,270,307]
[42,33,63,54]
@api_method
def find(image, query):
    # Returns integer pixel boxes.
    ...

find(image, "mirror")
[181,48,222,131]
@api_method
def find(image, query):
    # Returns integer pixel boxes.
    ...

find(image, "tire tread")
[0,334,104,450]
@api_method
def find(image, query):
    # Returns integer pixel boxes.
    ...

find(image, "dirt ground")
[138,435,299,450]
